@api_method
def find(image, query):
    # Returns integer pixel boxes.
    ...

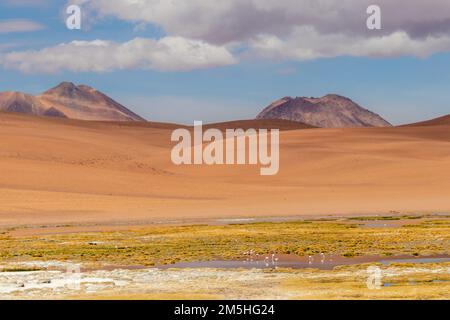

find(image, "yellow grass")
[1,217,448,267]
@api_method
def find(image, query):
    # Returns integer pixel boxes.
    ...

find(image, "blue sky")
[1,0,450,124]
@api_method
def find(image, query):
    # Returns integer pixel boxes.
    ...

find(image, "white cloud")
[0,37,237,73]
[248,27,450,60]
[71,0,450,42]
[3,0,450,74]
[66,0,450,59]
[0,19,45,33]
[63,0,450,62]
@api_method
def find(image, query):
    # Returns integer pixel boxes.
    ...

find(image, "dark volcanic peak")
[257,94,392,128]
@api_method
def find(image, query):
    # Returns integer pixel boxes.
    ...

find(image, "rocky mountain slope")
[257,94,391,128]
[0,82,145,121]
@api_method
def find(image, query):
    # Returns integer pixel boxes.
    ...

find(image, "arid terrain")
[2,0,450,301]
[0,111,449,228]
[0,110,449,300]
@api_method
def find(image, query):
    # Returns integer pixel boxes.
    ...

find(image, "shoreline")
[3,212,449,237]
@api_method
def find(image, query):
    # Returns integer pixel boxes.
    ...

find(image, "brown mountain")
[0,82,145,122]
[256,94,391,128]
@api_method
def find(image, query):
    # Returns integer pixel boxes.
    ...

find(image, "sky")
[1,0,450,124]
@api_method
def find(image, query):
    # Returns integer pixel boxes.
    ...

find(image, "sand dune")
[0,111,449,227]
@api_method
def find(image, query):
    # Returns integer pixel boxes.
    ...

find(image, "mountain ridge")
[0,82,145,122]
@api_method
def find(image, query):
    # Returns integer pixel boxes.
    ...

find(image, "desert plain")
[0,112,449,227]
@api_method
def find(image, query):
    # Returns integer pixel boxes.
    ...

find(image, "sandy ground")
[0,112,449,227]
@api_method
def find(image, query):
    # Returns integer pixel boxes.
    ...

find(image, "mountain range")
[1,82,448,128]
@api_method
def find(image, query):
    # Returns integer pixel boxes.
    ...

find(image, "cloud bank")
[0,37,237,73]
[3,0,450,73]
[249,27,450,60]
[74,0,450,43]
[74,0,450,60]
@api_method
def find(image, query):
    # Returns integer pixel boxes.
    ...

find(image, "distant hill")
[203,119,315,132]
[257,94,391,128]
[0,82,145,122]
[403,114,450,127]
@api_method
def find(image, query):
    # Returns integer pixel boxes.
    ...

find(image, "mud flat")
[1,261,449,300]
[0,216,448,299]
[159,254,450,270]
[1,216,449,266]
